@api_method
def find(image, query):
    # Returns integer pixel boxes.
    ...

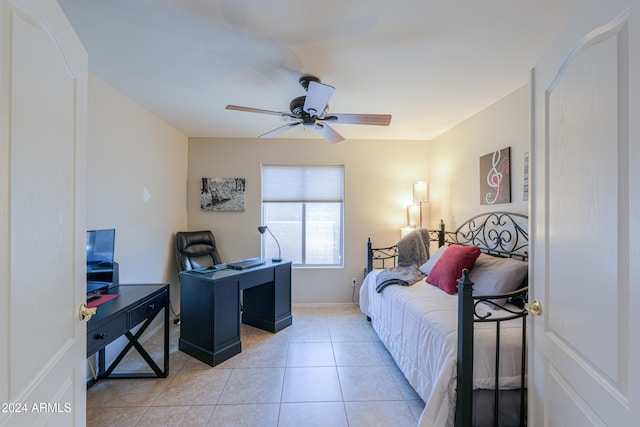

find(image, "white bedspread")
[359,270,525,426]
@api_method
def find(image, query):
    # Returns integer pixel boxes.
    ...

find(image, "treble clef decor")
[480,147,511,205]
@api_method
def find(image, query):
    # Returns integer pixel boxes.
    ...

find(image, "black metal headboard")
[444,211,528,261]
[366,211,528,274]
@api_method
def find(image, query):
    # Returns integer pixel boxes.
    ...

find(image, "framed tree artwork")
[479,147,511,205]
[201,177,245,211]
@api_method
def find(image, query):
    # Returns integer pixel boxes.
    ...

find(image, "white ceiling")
[58,0,582,141]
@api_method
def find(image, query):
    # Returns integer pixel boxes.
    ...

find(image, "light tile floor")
[87,306,425,426]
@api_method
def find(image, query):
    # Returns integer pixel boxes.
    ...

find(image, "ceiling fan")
[226,75,392,143]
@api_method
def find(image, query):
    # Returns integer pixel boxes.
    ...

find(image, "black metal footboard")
[456,269,528,427]
[366,212,529,426]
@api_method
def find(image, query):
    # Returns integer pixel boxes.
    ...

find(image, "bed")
[360,212,529,427]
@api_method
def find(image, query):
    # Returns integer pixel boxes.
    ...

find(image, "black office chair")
[173,230,222,325]
[175,230,222,272]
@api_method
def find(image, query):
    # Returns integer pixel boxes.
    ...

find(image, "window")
[261,165,344,267]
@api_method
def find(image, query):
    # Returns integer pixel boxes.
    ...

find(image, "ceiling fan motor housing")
[289,96,306,116]
[290,94,329,122]
[290,95,327,125]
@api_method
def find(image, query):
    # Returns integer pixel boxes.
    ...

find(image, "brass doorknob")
[525,299,542,316]
[79,304,97,321]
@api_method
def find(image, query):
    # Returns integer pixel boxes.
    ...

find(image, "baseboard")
[292,302,360,308]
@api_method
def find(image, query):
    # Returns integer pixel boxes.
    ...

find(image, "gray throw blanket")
[375,264,425,293]
[397,228,431,267]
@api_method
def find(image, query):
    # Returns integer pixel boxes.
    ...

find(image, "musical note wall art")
[479,147,511,205]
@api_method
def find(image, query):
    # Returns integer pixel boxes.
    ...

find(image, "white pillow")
[418,245,447,275]
[469,253,528,305]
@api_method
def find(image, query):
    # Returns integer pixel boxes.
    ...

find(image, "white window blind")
[262,165,344,202]
[261,165,344,266]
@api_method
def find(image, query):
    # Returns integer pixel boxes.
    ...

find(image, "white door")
[531,0,640,425]
[0,0,88,426]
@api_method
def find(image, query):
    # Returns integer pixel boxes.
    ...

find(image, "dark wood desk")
[86,284,169,387]
[179,260,292,366]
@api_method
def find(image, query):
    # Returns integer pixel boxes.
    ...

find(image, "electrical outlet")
[351,278,357,287]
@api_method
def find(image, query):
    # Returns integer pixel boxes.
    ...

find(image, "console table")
[86,283,169,387]
[179,260,292,366]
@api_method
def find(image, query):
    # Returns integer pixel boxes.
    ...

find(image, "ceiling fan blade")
[322,113,391,126]
[313,123,345,144]
[303,81,335,117]
[226,104,296,119]
[259,122,301,138]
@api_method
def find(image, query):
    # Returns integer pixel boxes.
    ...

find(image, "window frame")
[261,164,345,268]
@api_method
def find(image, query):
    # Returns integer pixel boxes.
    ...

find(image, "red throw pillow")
[427,245,481,294]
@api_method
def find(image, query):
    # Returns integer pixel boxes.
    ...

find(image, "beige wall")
[429,84,530,229]
[87,74,188,306]
[85,75,529,306]
[187,137,430,304]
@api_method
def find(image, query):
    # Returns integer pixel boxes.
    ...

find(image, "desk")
[86,284,169,387]
[179,260,292,366]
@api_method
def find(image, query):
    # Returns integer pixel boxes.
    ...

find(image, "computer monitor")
[86,228,115,266]
[86,228,116,294]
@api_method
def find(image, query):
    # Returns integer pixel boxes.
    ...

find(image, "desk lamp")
[258,225,282,262]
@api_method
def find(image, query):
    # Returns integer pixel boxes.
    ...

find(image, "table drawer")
[87,314,127,355]
[129,292,165,327]
[239,268,274,290]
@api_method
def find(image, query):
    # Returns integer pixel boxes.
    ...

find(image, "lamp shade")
[413,181,429,203]
[407,204,420,227]
[400,226,416,238]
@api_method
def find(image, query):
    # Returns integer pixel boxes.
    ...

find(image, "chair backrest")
[175,230,222,271]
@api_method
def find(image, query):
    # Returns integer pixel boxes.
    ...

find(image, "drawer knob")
[148,303,155,311]
[95,333,107,340]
